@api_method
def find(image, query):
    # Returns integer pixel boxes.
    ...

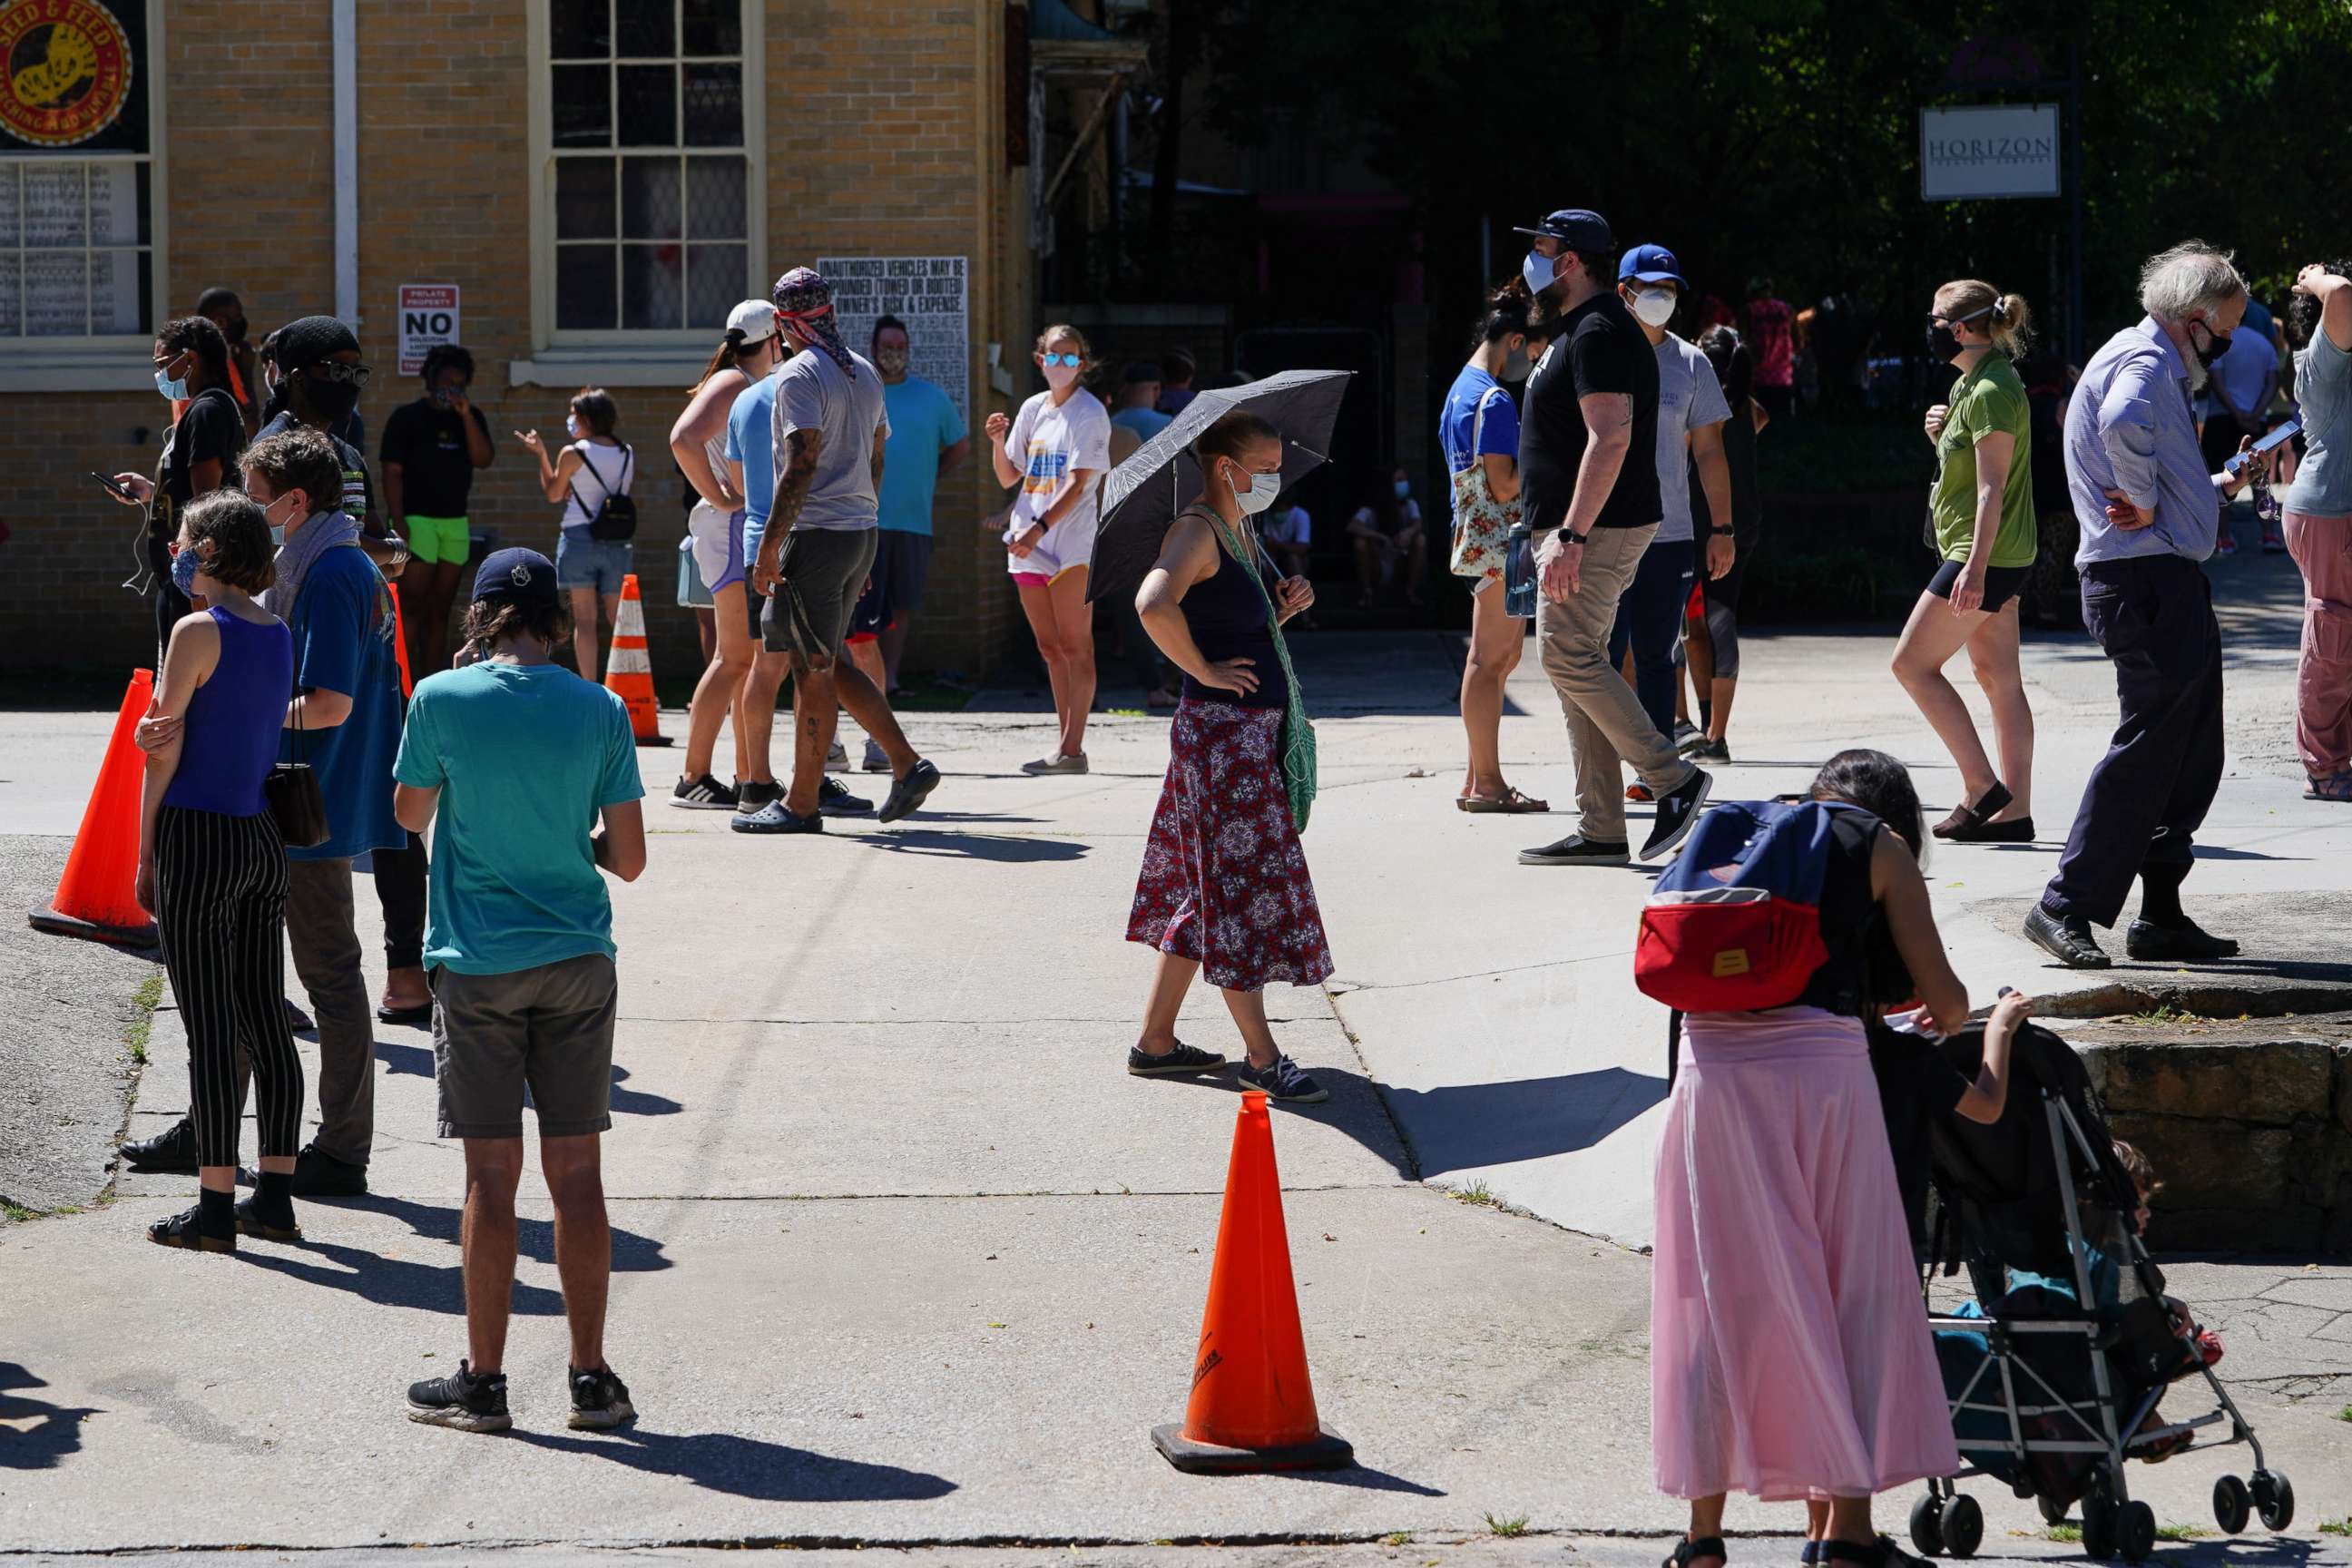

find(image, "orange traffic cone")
[387,580,415,700]
[29,669,161,948]
[604,573,671,748]
[1152,1090,1354,1473]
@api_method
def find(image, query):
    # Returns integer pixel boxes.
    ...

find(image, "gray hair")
[2139,241,2246,320]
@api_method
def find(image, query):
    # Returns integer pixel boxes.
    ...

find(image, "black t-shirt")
[1517,293,1661,533]
[1867,1017,1972,1251]
[380,398,492,517]
[150,387,245,544]
[258,409,373,524]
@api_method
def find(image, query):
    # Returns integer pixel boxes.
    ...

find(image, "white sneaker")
[862,739,890,773]
[826,740,848,768]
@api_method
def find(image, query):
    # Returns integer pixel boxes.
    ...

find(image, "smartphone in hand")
[89,470,137,502]
[2225,418,2299,474]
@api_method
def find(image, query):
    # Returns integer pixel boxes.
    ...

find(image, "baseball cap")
[472,547,559,607]
[728,299,780,343]
[1618,244,1686,288]
[1512,209,1613,252]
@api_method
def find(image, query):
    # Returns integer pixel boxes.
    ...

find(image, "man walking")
[1509,209,1710,867]
[846,313,969,738]
[739,269,942,834]
[397,548,646,1434]
[2025,241,2261,969]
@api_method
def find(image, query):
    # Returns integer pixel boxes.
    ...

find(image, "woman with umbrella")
[1123,409,1332,1103]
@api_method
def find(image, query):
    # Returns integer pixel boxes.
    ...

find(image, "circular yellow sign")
[0,0,133,149]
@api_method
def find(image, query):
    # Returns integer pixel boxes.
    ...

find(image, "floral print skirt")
[1126,698,1335,992]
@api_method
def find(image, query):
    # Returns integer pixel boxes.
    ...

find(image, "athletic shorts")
[689,499,746,595]
[1926,558,2032,612]
[405,514,471,565]
[848,530,934,641]
[431,953,617,1140]
[1004,508,1096,582]
[760,525,877,662]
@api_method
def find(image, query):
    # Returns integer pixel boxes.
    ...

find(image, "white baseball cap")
[727,299,780,342]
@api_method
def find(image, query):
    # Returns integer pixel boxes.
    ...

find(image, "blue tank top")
[163,607,295,818]
[1176,506,1288,711]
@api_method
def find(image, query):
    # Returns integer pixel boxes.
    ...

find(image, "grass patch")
[1382,1533,1416,1547]
[2337,1405,2351,1423]
[1484,1514,1530,1538]
[2,1197,38,1223]
[1107,707,1147,718]
[1449,1180,1500,1208]
[2127,1004,2197,1026]
[2318,1518,2351,1538]
[124,974,163,1065]
[2045,1525,2082,1544]
[2154,1524,2210,1542]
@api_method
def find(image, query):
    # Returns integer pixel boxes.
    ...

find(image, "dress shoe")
[120,1119,198,1174]
[2024,904,2110,969]
[289,1143,368,1199]
[2125,919,2239,962]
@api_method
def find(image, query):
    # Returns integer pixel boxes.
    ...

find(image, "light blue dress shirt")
[2065,316,2225,568]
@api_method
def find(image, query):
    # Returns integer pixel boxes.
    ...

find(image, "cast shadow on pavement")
[0,1363,98,1471]
[853,828,1088,863]
[347,1192,673,1274]
[377,1041,682,1117]
[515,1427,957,1502]
[2127,1542,2325,1568]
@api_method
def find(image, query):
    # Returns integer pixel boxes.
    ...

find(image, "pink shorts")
[1011,572,1051,589]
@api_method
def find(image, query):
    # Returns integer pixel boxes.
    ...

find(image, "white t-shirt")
[561,440,633,532]
[1265,504,1310,546]
[771,348,891,532]
[1004,389,1112,577]
[1651,335,1732,544]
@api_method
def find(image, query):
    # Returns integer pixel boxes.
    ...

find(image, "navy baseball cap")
[1619,243,1686,288]
[472,546,559,606]
[1513,209,1613,251]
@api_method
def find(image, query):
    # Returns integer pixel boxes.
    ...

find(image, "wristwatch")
[1563,529,1590,545]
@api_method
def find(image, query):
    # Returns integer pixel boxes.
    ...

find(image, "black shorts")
[1926,558,2032,612]
[760,526,878,662]
[848,530,934,642]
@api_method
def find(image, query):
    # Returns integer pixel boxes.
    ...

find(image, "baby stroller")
[1905,1020,2292,1563]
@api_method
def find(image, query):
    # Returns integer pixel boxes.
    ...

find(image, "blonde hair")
[1034,322,1091,359]
[1936,279,2033,359]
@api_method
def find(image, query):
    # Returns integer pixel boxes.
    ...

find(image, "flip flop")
[1458,789,1550,815]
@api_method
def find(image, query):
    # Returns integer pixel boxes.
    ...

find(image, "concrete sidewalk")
[2,546,2347,1556]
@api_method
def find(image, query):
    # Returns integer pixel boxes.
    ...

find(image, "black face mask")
[1926,322,1961,361]
[2190,322,2234,368]
[296,370,361,425]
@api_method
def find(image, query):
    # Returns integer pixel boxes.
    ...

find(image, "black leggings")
[155,806,305,1168]
[1700,536,1755,680]
[371,828,428,971]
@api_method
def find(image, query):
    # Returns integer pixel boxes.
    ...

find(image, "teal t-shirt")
[393,662,645,975]
[877,376,966,535]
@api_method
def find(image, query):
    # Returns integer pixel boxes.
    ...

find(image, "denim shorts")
[556,530,632,596]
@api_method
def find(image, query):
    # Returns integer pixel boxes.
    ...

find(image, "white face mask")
[1229,464,1282,515]
[1631,287,1677,328]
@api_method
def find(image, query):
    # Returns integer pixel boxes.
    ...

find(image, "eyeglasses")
[1039,352,1083,368]
[306,361,373,388]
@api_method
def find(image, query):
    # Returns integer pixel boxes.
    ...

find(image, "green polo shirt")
[1930,354,2037,568]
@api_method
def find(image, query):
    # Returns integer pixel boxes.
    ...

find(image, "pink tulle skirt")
[1651,1008,1960,1502]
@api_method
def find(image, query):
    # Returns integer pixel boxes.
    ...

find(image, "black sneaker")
[407,1359,511,1434]
[1640,768,1714,862]
[146,1203,234,1253]
[1236,1054,1329,1104]
[289,1143,368,1199]
[2024,904,2110,969]
[1518,834,1630,867]
[734,779,781,814]
[818,776,874,816]
[2124,918,2239,962]
[877,759,941,823]
[1127,1041,1230,1077]
[731,800,823,834]
[120,1118,198,1175]
[233,1193,302,1243]
[1690,738,1731,764]
[567,1365,636,1431]
[671,773,740,810]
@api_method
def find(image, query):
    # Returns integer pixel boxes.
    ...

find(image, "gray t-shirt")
[770,348,891,531]
[2288,333,2352,516]
[1651,334,1732,544]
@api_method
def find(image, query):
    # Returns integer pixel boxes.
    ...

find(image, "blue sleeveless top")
[163,607,295,818]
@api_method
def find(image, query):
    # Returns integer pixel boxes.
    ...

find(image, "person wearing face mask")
[515,387,632,682]
[1441,279,1544,813]
[2024,241,2263,971]
[256,317,382,534]
[1128,410,1329,1103]
[110,316,246,658]
[1603,245,1733,771]
[848,315,969,725]
[190,287,261,436]
[1892,280,2040,847]
[985,323,1113,774]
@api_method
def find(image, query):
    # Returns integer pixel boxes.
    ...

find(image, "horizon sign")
[1920,103,2060,201]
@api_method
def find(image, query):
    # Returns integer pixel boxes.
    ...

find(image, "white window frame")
[0,0,169,391]
[514,0,765,388]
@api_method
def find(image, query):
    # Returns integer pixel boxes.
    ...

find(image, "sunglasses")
[305,361,374,388]
[1039,352,1083,368]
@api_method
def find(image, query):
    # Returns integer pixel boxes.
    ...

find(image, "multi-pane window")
[0,0,157,341]
[549,0,749,333]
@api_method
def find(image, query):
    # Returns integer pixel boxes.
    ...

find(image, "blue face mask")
[155,368,189,401]
[1522,249,1555,296]
[171,544,202,595]
[1393,479,1410,500]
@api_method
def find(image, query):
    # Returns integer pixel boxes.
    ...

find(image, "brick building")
[0,0,1078,685]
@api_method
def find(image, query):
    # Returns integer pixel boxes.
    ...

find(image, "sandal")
[2303,771,2352,802]
[1665,1536,1728,1568]
[1931,781,2013,839]
[1458,788,1550,815]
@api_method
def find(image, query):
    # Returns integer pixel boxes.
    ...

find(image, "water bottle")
[1503,523,1535,620]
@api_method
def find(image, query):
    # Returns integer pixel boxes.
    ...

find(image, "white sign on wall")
[1920,103,2061,201]
[817,256,971,426]
[397,283,461,375]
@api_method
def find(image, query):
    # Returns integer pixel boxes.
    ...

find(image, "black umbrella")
[1085,368,1354,604]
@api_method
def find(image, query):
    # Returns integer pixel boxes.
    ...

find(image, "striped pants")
[155,806,305,1168]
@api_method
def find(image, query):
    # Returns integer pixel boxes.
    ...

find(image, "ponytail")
[1469,278,1535,354]
[1936,279,2033,359]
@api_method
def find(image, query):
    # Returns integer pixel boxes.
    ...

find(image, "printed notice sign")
[397,284,460,375]
[817,256,970,426]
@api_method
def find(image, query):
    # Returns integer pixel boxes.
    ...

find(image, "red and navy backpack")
[1634,800,1860,1013]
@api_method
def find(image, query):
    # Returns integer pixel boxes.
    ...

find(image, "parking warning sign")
[397,284,460,376]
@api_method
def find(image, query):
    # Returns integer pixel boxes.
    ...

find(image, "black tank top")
[1796,808,1915,1015]
[1176,505,1288,711]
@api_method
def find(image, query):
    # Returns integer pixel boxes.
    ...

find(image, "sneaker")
[2262,531,2288,554]
[567,1365,636,1431]
[2216,528,2239,556]
[1640,768,1713,861]
[233,1193,302,1242]
[120,1118,198,1175]
[818,777,874,816]
[1022,752,1089,775]
[862,739,890,773]
[1626,782,1653,803]
[1671,720,1702,754]
[407,1359,512,1434]
[1127,1041,1230,1077]
[1236,1054,1329,1104]
[1690,738,1731,763]
[734,779,781,814]
[671,773,740,810]
[1518,833,1631,867]
[731,800,824,835]
[878,759,942,823]
[826,740,848,768]
[146,1203,234,1253]
[289,1143,368,1199]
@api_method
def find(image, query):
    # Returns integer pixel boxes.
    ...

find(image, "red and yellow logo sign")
[0,0,132,149]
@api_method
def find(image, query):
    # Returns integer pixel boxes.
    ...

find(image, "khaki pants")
[286,856,377,1166]
[1534,524,1692,842]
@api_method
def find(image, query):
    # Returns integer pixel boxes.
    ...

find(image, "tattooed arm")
[752,426,823,596]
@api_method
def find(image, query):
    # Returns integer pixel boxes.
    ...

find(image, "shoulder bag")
[1448,386,1520,582]
[264,681,330,848]
[575,445,639,541]
[1209,511,1318,833]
